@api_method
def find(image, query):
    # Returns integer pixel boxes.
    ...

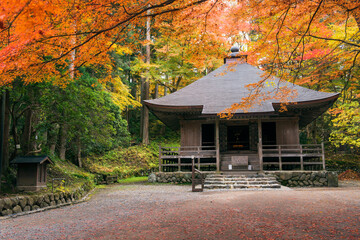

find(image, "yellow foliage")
[104,77,141,111]
[112,45,133,56]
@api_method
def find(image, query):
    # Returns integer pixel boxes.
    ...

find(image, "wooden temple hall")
[144,46,339,173]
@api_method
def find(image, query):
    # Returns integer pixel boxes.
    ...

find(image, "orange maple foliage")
[0,0,215,87]
[218,0,360,116]
[1,0,359,115]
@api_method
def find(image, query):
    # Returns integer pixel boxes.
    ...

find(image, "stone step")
[205,180,279,185]
[204,184,281,189]
[203,173,281,190]
[205,176,277,181]
[205,178,278,182]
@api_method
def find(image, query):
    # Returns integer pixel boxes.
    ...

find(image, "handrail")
[159,145,217,172]
[259,143,325,171]
[192,156,204,192]
[160,146,216,156]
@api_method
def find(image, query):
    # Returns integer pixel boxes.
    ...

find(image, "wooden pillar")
[215,119,220,172]
[321,142,325,170]
[258,119,263,171]
[300,145,304,171]
[279,145,282,171]
[158,145,162,172]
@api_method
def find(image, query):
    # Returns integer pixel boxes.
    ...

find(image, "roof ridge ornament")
[230,45,240,56]
[224,45,247,64]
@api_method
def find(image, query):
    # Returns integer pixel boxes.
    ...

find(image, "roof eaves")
[272,93,340,108]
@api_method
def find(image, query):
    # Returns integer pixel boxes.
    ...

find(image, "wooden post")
[278,145,282,171]
[197,147,200,169]
[178,156,181,172]
[300,145,304,171]
[178,147,181,172]
[215,119,220,172]
[258,119,263,171]
[191,157,195,192]
[321,142,325,170]
[158,145,162,172]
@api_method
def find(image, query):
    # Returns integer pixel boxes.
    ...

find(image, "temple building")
[144,47,339,173]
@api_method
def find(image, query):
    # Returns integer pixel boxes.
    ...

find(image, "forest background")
[1,0,360,191]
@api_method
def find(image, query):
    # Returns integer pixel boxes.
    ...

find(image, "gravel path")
[0,183,359,239]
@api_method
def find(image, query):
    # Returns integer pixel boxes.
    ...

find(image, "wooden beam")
[215,119,220,172]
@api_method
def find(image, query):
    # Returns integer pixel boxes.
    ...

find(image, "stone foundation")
[148,172,216,184]
[0,183,93,217]
[149,171,338,187]
[266,171,338,187]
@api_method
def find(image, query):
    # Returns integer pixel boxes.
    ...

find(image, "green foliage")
[83,145,158,178]
[0,167,17,193]
[40,75,130,155]
[117,176,148,184]
[47,157,96,190]
[326,154,360,173]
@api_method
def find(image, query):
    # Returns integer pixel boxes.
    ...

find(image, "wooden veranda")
[159,143,325,172]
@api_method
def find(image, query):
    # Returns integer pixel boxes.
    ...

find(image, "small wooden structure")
[145,47,339,173]
[12,156,53,191]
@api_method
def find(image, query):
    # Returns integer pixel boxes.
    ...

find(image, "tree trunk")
[58,124,67,160]
[69,20,77,79]
[126,106,130,132]
[142,105,149,145]
[164,74,168,96]
[9,107,19,160]
[0,91,5,177]
[2,90,10,172]
[154,82,159,99]
[77,137,82,168]
[21,108,33,155]
[141,10,151,145]
[140,77,145,138]
[312,120,317,144]
[48,124,59,155]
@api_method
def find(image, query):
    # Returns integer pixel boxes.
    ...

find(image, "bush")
[326,154,360,173]
[47,157,96,190]
[83,144,158,178]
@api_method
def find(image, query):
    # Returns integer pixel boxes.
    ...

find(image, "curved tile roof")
[145,62,339,115]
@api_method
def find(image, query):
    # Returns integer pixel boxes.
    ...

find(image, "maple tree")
[218,0,360,114]
[0,0,219,87]
[1,0,360,165]
[212,0,360,149]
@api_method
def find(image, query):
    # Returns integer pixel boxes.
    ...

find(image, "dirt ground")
[0,182,359,240]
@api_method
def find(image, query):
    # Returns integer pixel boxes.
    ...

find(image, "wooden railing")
[258,143,325,171]
[159,146,216,172]
[191,157,204,192]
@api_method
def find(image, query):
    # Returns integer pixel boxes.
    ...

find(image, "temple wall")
[276,119,300,145]
[180,120,201,147]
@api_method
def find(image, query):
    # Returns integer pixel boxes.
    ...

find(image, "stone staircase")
[204,173,281,190]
